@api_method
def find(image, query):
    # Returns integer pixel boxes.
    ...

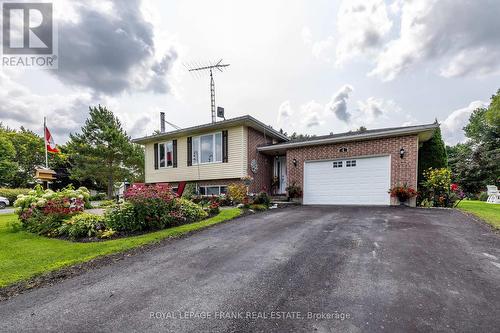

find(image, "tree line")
[419,89,499,197]
[0,105,145,198]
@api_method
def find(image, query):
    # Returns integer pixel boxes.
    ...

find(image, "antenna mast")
[186,59,230,123]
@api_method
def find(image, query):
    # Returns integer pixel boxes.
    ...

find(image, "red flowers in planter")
[389,184,417,203]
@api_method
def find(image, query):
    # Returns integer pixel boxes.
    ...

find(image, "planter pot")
[397,196,409,206]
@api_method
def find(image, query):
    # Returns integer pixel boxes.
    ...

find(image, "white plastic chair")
[486,185,500,204]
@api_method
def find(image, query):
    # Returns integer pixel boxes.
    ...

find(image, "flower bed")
[14,185,90,236]
[13,184,209,241]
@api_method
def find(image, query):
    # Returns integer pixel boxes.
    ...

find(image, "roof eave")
[132,115,288,144]
[258,124,439,152]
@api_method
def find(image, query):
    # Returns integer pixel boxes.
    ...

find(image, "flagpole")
[44,116,48,168]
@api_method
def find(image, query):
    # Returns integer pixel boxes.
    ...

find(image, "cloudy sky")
[1,0,499,145]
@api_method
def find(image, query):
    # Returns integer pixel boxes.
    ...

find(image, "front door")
[274,156,287,194]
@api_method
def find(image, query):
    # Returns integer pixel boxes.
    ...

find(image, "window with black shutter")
[222,130,228,163]
[154,143,159,170]
[172,139,177,168]
[187,137,192,166]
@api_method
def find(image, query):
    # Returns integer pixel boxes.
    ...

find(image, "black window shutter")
[153,143,159,170]
[222,130,228,163]
[187,137,192,166]
[172,139,178,168]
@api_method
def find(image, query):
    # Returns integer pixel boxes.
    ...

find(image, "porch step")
[271,201,301,208]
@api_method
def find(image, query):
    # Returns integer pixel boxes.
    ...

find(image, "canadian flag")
[45,124,60,153]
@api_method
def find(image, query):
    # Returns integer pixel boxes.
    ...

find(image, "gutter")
[132,115,288,144]
[258,123,439,151]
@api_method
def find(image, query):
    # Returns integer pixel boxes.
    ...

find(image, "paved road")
[0,208,14,215]
[1,206,499,332]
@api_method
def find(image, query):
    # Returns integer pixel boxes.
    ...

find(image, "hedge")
[0,188,31,204]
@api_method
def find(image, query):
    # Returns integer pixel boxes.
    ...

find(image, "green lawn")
[0,208,241,288]
[457,200,500,229]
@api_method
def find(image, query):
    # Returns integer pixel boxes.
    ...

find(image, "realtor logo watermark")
[1,1,57,68]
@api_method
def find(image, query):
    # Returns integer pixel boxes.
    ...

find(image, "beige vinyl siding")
[145,126,247,183]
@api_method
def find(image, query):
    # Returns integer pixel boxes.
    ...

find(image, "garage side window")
[346,160,356,167]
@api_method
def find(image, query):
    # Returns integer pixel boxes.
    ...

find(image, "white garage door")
[303,155,391,205]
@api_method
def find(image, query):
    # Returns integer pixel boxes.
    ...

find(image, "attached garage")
[257,122,439,207]
[303,155,391,205]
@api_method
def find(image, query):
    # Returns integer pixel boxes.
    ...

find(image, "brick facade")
[247,127,274,194]
[286,135,419,205]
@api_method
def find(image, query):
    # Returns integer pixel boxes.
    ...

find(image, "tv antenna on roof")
[185,59,230,123]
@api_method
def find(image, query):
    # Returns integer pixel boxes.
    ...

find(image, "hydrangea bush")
[13,185,90,235]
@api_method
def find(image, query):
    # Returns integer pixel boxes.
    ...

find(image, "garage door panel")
[303,156,391,205]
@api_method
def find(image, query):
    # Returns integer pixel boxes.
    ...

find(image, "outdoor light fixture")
[292,158,297,167]
[400,148,405,159]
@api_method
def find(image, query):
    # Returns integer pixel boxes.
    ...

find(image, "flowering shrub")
[228,183,248,204]
[286,183,302,199]
[419,168,462,207]
[207,199,220,215]
[105,184,208,233]
[124,183,176,204]
[389,184,417,204]
[13,185,90,235]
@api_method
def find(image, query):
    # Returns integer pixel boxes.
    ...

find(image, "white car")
[0,197,9,209]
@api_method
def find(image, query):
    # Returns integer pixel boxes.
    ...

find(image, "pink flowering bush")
[124,183,177,204]
[110,184,206,232]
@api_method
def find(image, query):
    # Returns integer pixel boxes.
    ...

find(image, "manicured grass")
[0,208,241,288]
[457,200,500,229]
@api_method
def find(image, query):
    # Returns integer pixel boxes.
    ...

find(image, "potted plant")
[286,182,302,202]
[271,176,279,195]
[389,184,417,206]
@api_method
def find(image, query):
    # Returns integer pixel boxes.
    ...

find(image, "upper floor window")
[159,141,173,168]
[192,132,222,164]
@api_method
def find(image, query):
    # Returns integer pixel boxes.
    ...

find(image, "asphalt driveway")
[1,206,499,332]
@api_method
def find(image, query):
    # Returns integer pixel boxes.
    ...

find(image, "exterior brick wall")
[286,135,419,205]
[247,127,274,194]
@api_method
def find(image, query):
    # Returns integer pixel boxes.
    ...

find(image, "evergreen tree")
[418,126,448,185]
[67,105,144,198]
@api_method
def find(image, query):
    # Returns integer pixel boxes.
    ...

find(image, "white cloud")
[301,101,324,128]
[302,27,335,62]
[276,85,416,136]
[441,101,488,145]
[369,0,500,81]
[303,0,392,65]
[328,85,353,122]
[277,101,292,125]
[335,0,392,65]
